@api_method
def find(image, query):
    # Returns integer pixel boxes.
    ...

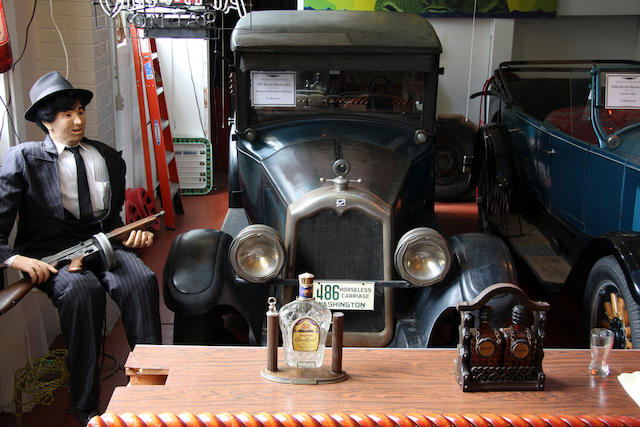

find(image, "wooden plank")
[105,345,640,416]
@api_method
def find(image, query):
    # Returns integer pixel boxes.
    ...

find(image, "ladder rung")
[133,29,182,227]
[165,150,175,164]
[169,181,181,198]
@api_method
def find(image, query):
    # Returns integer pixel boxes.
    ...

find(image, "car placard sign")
[606,74,640,109]
[313,280,375,311]
[251,71,296,107]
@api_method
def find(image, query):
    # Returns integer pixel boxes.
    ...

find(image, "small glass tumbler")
[589,328,615,376]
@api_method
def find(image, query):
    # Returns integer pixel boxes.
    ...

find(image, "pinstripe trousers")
[38,249,161,411]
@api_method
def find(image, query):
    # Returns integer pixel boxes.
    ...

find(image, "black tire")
[583,255,640,349]
[434,118,476,202]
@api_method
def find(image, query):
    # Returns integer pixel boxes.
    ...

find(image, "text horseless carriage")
[163,10,518,347]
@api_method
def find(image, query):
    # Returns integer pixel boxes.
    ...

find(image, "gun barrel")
[106,210,165,241]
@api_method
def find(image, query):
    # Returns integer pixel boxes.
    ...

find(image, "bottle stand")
[454,283,549,392]
[262,311,348,384]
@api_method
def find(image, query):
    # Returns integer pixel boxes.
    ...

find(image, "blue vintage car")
[163,10,518,348]
[474,60,640,349]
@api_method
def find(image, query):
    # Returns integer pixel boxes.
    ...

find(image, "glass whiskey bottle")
[471,305,502,367]
[500,304,536,366]
[279,272,332,368]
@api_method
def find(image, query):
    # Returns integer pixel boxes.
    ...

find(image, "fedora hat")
[24,71,93,122]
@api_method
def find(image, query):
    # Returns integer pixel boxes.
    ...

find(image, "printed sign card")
[606,74,640,109]
[251,71,296,107]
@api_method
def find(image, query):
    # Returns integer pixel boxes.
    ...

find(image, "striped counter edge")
[87,412,640,427]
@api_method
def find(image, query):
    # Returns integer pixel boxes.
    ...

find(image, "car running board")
[500,214,571,292]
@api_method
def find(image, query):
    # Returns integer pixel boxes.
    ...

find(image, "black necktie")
[66,145,94,222]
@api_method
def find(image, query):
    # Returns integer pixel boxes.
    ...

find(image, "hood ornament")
[320,159,362,191]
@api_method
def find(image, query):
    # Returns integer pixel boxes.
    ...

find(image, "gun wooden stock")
[0,211,165,315]
[0,278,34,315]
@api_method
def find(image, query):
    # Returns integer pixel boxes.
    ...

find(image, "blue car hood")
[237,119,428,206]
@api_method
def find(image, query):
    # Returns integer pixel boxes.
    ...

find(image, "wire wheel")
[585,256,637,349]
[477,159,511,234]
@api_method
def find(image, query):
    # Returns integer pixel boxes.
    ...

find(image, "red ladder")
[130,25,183,229]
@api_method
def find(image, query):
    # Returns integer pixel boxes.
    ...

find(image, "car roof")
[231,10,442,55]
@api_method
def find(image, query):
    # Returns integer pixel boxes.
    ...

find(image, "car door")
[583,147,625,237]
[543,128,589,232]
[502,106,548,206]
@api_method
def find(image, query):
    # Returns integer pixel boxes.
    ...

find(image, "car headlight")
[229,225,285,283]
[394,227,451,286]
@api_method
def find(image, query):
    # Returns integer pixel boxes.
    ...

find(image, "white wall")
[431,18,513,124]
[156,38,210,141]
[512,15,640,61]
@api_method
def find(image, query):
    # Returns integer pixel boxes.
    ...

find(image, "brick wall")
[29,0,115,147]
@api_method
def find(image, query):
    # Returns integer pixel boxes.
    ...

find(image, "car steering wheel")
[610,121,640,138]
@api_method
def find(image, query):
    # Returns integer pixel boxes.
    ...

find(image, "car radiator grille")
[294,209,385,332]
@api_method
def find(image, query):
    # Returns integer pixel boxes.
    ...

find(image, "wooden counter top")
[104,345,640,416]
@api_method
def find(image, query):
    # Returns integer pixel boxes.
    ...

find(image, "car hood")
[237,119,429,206]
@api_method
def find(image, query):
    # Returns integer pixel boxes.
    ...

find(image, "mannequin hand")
[123,230,154,249]
[11,255,58,284]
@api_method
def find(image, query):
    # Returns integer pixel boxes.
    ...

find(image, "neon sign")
[98,0,247,19]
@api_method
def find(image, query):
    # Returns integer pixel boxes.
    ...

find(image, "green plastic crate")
[174,138,213,195]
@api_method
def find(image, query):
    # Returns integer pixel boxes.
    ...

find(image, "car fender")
[567,233,640,306]
[163,228,270,343]
[471,123,515,189]
[414,232,519,346]
[228,126,243,208]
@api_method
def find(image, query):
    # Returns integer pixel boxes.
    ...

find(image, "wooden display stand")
[262,298,348,384]
[454,283,550,392]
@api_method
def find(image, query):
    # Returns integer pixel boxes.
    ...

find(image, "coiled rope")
[13,349,69,419]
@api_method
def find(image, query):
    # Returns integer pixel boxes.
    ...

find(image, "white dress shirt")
[54,140,111,220]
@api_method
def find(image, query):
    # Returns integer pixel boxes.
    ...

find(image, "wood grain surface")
[106,345,640,416]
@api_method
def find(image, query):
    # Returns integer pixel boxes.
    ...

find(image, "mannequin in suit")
[0,72,162,426]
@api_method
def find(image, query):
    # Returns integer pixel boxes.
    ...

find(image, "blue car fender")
[414,232,519,346]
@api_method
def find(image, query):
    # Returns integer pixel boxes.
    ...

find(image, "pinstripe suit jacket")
[0,135,126,260]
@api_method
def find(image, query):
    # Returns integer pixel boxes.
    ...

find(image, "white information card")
[606,74,640,109]
[251,71,296,107]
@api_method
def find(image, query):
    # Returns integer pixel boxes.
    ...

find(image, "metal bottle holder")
[454,283,550,392]
[261,297,348,384]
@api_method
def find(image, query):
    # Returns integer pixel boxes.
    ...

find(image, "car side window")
[542,76,598,145]
[506,73,598,145]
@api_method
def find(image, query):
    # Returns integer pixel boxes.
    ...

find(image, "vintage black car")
[474,60,640,349]
[163,10,518,347]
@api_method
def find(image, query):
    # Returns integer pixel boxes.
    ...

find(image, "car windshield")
[249,70,424,125]
[597,70,640,138]
[502,65,640,145]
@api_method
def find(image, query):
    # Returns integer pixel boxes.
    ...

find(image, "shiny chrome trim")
[229,224,286,283]
[394,227,451,286]
[284,184,394,347]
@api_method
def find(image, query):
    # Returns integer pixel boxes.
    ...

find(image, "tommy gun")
[0,211,164,315]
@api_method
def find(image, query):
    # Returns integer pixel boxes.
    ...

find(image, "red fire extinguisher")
[0,0,13,73]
